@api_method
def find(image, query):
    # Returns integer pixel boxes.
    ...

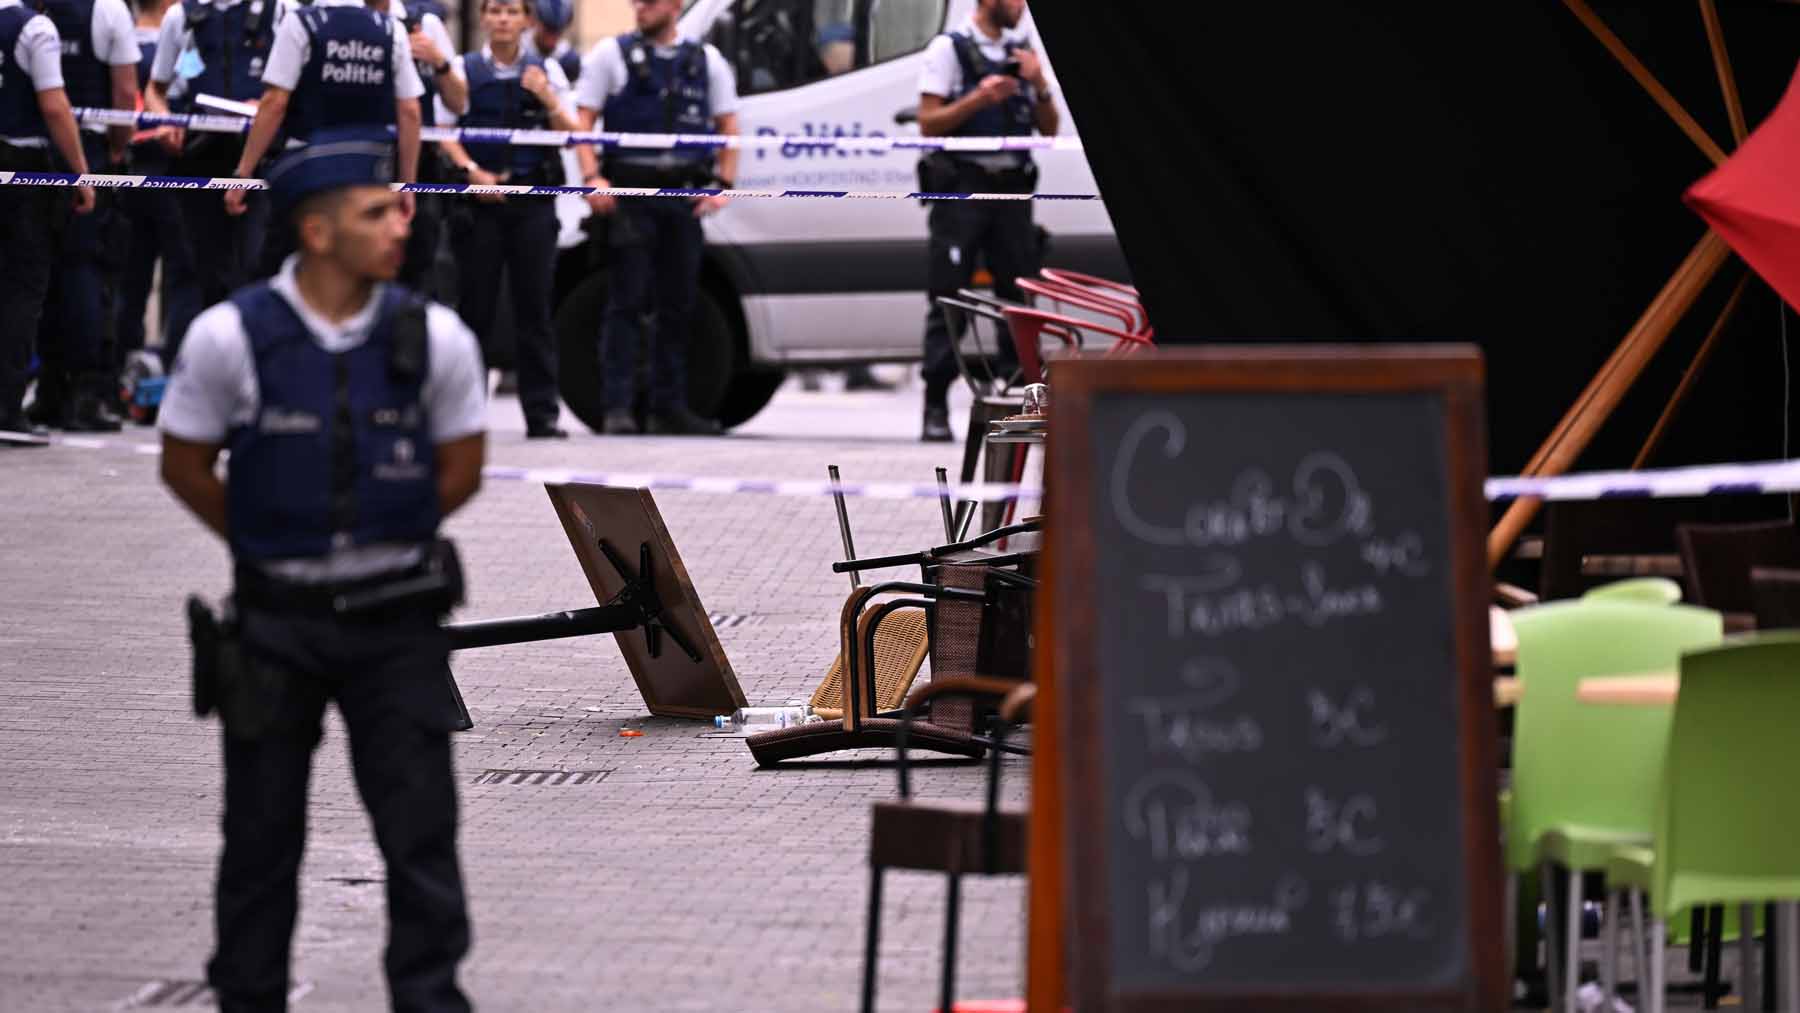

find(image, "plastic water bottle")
[712,701,822,734]
[118,350,166,424]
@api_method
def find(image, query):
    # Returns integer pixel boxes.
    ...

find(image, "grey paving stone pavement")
[0,378,1034,1012]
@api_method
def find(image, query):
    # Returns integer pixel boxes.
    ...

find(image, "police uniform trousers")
[117,144,200,363]
[167,139,269,362]
[919,162,1038,407]
[36,136,129,414]
[452,196,560,428]
[209,603,471,1013]
[600,196,703,413]
[0,146,71,421]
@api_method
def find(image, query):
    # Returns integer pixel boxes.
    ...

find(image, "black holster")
[187,594,283,739]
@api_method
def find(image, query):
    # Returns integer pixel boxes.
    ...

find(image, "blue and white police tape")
[0,428,1041,501]
[9,425,1800,504]
[75,106,1085,153]
[0,169,1099,203]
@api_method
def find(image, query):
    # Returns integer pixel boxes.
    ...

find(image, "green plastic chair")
[1581,576,1684,605]
[1604,633,1800,1013]
[1507,598,1722,1011]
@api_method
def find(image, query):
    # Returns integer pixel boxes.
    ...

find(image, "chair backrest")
[926,562,990,734]
[1506,599,1722,871]
[1750,566,1800,630]
[1652,633,1800,916]
[1677,519,1800,616]
[1581,576,1683,605]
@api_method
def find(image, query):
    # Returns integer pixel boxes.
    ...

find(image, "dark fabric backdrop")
[1032,1,1800,475]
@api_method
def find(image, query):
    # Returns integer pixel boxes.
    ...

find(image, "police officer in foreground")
[224,0,427,272]
[0,0,96,440]
[28,0,138,432]
[914,0,1057,442]
[158,138,484,1012]
[145,0,287,362]
[435,0,579,439]
[574,0,737,436]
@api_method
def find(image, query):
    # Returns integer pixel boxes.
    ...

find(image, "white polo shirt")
[160,255,488,581]
[70,0,141,133]
[261,0,424,100]
[1,0,64,146]
[574,33,737,118]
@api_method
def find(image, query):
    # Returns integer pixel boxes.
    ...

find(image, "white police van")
[548,0,1124,430]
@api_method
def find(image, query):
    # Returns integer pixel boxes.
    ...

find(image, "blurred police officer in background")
[435,0,578,439]
[25,0,136,432]
[116,0,198,397]
[158,137,485,1013]
[223,0,426,272]
[574,0,737,436]
[914,0,1056,442]
[393,0,466,298]
[145,0,286,365]
[522,0,578,85]
[0,0,97,441]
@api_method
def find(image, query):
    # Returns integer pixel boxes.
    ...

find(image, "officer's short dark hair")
[291,188,352,235]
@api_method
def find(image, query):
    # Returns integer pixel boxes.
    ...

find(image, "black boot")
[646,405,722,436]
[921,401,953,443]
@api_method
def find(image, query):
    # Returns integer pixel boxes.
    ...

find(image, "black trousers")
[166,192,268,362]
[37,175,127,409]
[920,179,1036,406]
[116,148,198,361]
[600,197,703,413]
[0,177,69,419]
[452,197,560,428]
[208,606,471,1013]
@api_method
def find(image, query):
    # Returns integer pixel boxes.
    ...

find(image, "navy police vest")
[459,50,552,177]
[135,25,157,91]
[602,33,709,168]
[553,44,578,86]
[0,6,48,141]
[285,5,396,144]
[225,283,439,564]
[179,0,276,107]
[42,0,110,110]
[946,31,1033,149]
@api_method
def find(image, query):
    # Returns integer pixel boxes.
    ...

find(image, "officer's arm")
[37,88,92,175]
[396,97,421,183]
[435,433,484,517]
[161,435,229,540]
[231,86,291,178]
[1032,90,1059,136]
[145,79,173,115]
[436,67,468,117]
[712,112,738,186]
[108,64,137,163]
[917,91,986,138]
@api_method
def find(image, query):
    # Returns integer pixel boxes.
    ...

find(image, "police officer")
[116,0,199,393]
[145,0,286,365]
[25,0,136,431]
[914,0,1057,442]
[158,138,485,1012]
[393,0,466,298]
[435,0,578,439]
[0,0,96,440]
[224,0,427,274]
[574,0,737,436]
[522,0,577,85]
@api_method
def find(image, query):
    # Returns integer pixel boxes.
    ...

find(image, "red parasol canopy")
[1686,62,1800,312]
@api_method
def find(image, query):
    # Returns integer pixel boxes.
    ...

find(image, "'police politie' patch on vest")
[322,38,387,84]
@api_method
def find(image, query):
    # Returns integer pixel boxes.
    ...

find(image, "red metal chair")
[1016,277,1146,340]
[1038,268,1148,333]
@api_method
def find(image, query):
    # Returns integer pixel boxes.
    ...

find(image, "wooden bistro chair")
[746,525,1039,767]
[1537,499,1706,602]
[1750,566,1800,630]
[860,678,1035,1013]
[1678,519,1800,631]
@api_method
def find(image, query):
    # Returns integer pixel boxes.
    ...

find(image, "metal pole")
[446,604,642,650]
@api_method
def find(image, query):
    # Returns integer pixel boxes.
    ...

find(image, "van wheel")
[556,276,782,432]
[715,368,785,430]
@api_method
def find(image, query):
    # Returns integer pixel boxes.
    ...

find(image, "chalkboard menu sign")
[1048,348,1503,1012]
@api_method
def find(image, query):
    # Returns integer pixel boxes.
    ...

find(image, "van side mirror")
[894,105,919,125]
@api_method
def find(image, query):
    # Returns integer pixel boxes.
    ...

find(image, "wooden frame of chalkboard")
[1048,347,1503,1012]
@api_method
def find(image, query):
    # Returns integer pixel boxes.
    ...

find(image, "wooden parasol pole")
[1563,0,1729,165]
[1488,231,1732,567]
[1632,272,1750,468]
[1698,0,1750,145]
